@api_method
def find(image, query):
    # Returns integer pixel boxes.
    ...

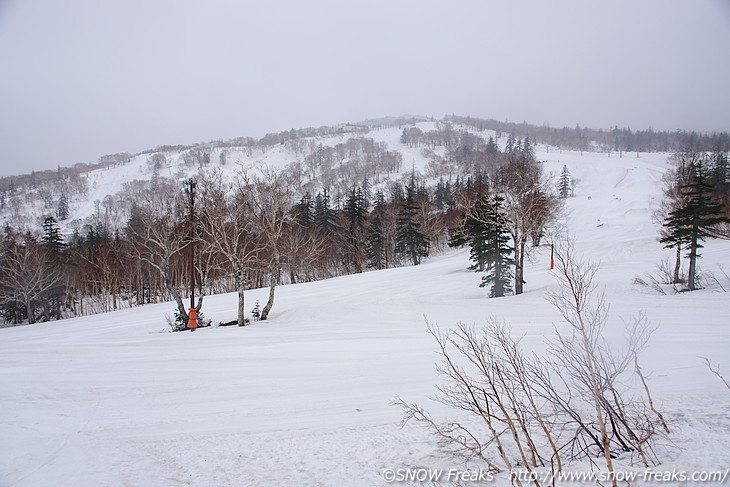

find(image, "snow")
[1,131,730,486]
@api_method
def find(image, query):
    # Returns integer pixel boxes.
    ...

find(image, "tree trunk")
[588,350,618,487]
[173,294,188,323]
[688,231,698,291]
[235,274,246,326]
[531,230,543,247]
[26,300,35,324]
[515,238,526,295]
[162,264,188,323]
[260,269,277,321]
[672,244,681,284]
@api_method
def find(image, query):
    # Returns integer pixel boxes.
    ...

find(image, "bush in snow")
[396,244,668,487]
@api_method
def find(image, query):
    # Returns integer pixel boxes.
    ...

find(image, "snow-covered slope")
[1,144,729,486]
[1,122,447,233]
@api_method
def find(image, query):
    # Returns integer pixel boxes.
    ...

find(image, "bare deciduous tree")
[241,167,296,321]
[126,181,193,322]
[0,237,65,324]
[199,170,261,326]
[498,155,558,294]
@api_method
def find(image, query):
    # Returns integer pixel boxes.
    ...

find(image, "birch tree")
[241,167,296,321]
[126,181,192,321]
[498,154,555,294]
[199,170,261,326]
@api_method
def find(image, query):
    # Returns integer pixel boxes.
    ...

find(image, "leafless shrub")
[397,244,666,487]
[547,243,665,477]
[633,258,687,294]
[395,321,550,487]
[632,274,667,295]
[703,264,729,292]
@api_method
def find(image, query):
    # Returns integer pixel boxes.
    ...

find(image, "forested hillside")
[0,116,727,325]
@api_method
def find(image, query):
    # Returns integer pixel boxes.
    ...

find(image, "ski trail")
[613,168,630,188]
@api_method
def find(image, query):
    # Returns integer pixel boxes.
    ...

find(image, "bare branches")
[126,186,191,321]
[394,397,503,474]
[548,245,663,479]
[700,357,730,391]
[198,169,262,326]
[634,356,670,434]
[239,167,296,321]
[497,155,560,294]
[398,247,666,484]
[0,238,65,324]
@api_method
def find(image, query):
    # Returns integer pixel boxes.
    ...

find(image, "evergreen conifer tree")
[344,187,369,225]
[486,136,499,154]
[709,151,729,200]
[449,192,514,297]
[251,300,261,320]
[479,195,514,297]
[559,165,571,198]
[343,187,370,272]
[56,193,70,220]
[366,191,390,270]
[522,137,534,161]
[505,133,516,154]
[660,162,730,290]
[448,190,491,272]
[395,184,429,266]
[435,178,456,211]
[292,192,315,227]
[40,216,67,319]
[314,189,338,236]
[41,216,65,256]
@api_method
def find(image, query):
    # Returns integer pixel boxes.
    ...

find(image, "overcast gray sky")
[1,0,729,177]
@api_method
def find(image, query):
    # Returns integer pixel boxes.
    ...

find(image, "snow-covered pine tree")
[505,133,516,154]
[56,193,70,220]
[251,300,261,320]
[559,165,571,198]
